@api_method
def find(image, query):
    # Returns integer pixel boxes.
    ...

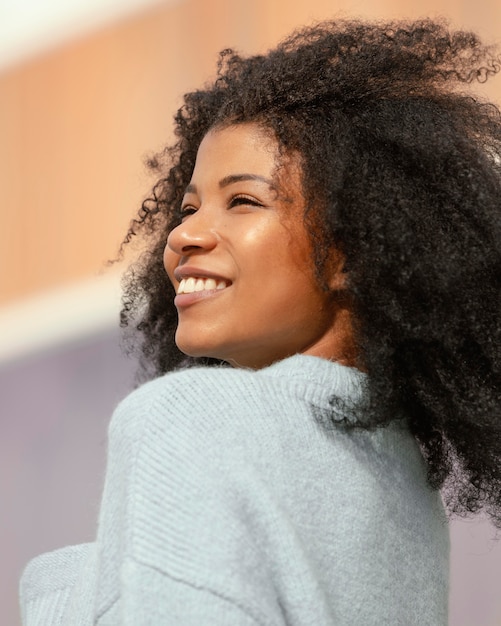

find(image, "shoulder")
[108,365,282,453]
[121,364,261,405]
[106,356,411,487]
[107,356,363,473]
[108,355,371,448]
[113,364,269,422]
[114,354,366,422]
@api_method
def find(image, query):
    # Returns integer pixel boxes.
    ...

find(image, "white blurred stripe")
[0,270,123,364]
[0,0,178,72]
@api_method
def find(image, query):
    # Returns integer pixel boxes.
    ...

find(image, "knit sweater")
[20,354,449,625]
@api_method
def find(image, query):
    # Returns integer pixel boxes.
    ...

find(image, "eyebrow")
[184,174,275,195]
[219,174,275,188]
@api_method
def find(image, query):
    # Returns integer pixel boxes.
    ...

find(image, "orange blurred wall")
[1,0,500,305]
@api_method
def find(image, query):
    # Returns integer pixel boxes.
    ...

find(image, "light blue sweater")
[20,355,449,625]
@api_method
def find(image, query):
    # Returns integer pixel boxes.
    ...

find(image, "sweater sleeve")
[111,559,266,625]
[90,370,287,626]
[19,543,94,626]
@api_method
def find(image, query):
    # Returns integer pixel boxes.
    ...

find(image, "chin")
[175,339,218,361]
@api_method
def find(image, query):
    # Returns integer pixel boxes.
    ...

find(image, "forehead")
[194,123,277,172]
[189,123,301,192]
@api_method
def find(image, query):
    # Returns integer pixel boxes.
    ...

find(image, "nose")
[166,210,219,256]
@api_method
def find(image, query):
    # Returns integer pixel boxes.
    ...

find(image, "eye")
[228,194,264,209]
[179,204,198,220]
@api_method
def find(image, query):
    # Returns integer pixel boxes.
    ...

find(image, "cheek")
[163,245,180,287]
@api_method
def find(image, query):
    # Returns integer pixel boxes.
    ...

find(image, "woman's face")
[164,122,355,369]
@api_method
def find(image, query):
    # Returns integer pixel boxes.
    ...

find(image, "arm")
[90,373,281,626]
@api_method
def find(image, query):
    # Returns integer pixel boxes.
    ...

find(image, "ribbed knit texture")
[20,354,449,625]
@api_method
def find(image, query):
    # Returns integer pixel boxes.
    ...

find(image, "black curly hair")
[119,18,501,526]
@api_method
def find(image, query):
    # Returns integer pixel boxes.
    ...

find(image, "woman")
[21,18,501,625]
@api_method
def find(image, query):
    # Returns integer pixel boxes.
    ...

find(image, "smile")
[177,277,229,294]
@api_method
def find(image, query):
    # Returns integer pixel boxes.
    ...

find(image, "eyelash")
[228,194,263,208]
[179,195,263,219]
[179,206,197,219]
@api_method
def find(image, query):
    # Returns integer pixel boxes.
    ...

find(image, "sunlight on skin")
[163,122,358,370]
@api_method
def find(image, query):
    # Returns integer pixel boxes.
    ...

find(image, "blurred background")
[1,1,500,625]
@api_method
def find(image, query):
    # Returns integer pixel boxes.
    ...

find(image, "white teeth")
[177,277,229,294]
[185,277,196,292]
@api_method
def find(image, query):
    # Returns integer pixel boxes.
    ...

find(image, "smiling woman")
[20,18,501,626]
[163,123,356,369]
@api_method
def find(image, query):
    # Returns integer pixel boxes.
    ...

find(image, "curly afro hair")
[119,18,501,526]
